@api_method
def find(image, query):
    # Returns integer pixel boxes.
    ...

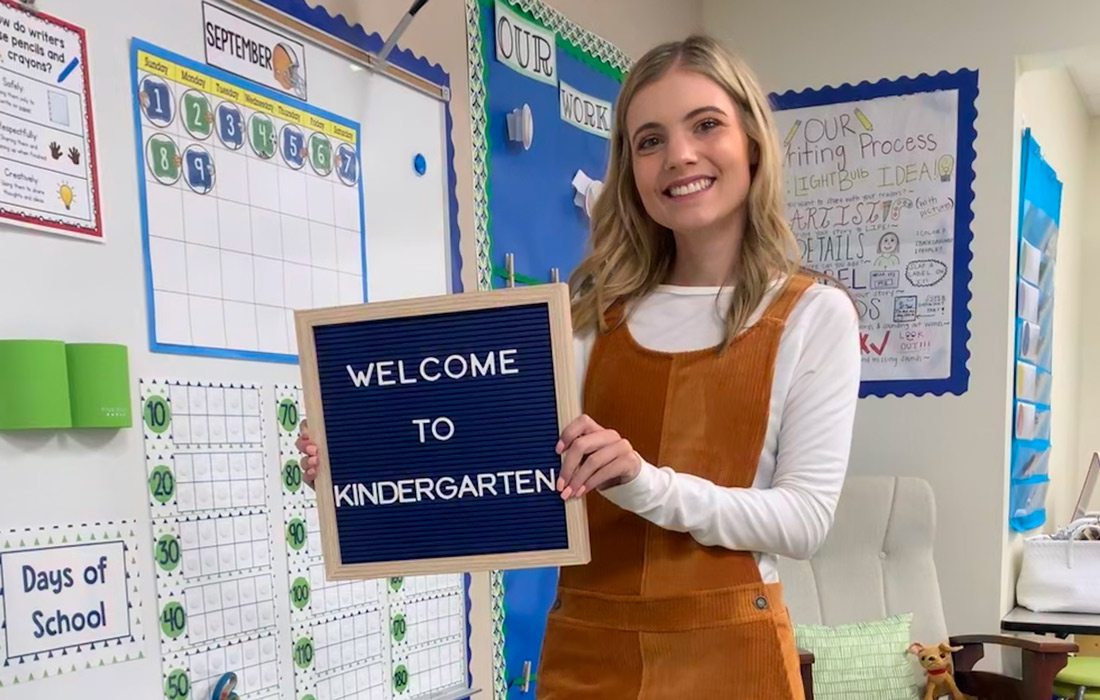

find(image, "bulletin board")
[466,0,627,291]
[1009,127,1061,532]
[464,1,628,696]
[772,69,978,398]
[0,0,469,699]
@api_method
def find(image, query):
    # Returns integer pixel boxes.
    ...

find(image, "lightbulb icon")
[58,182,74,210]
[936,154,955,182]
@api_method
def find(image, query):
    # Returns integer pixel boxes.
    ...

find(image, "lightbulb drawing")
[58,182,74,210]
[936,154,955,182]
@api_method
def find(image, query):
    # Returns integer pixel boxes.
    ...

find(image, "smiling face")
[879,232,899,254]
[625,66,755,238]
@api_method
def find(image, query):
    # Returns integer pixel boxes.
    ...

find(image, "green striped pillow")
[795,612,922,700]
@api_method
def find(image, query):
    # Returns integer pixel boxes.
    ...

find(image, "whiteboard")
[0,0,463,698]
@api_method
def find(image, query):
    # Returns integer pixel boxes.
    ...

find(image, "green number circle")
[283,459,303,494]
[149,465,176,505]
[182,90,212,139]
[278,398,300,433]
[290,576,311,610]
[389,577,404,593]
[391,613,407,642]
[301,696,316,700]
[165,668,190,699]
[144,395,172,433]
[160,601,187,639]
[249,113,276,158]
[286,518,307,551]
[146,135,181,185]
[293,637,315,669]
[393,664,409,693]
[156,534,182,572]
[309,132,333,176]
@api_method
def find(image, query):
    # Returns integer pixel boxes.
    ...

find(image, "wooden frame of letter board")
[295,283,590,580]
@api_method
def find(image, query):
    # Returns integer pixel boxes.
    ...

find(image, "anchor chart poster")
[773,70,977,397]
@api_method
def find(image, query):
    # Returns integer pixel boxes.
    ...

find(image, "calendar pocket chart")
[141,379,281,699]
[131,39,365,363]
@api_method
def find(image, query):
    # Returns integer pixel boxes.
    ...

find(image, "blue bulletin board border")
[131,37,366,365]
[771,69,979,399]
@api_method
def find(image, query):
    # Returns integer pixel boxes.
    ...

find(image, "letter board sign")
[296,284,589,579]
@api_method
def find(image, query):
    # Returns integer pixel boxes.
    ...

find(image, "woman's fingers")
[556,414,600,455]
[558,428,621,493]
[565,440,632,495]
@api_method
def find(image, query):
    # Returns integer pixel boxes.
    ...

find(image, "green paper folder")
[66,343,132,428]
[0,339,72,429]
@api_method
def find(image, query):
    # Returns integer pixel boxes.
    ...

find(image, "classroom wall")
[701,0,1100,644]
[1079,121,1100,507]
[1013,65,1089,534]
[304,0,704,694]
[307,0,703,296]
[0,1,700,699]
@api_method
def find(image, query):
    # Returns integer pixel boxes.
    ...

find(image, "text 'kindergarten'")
[335,346,559,509]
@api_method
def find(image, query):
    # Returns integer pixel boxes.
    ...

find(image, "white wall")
[701,0,1100,642]
[1079,122,1100,512]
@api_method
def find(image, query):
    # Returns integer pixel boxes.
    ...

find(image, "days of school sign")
[772,69,978,398]
[295,284,589,579]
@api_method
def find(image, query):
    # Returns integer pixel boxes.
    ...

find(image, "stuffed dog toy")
[907,641,970,700]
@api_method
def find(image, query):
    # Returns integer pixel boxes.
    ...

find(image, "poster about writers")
[0,0,101,240]
[773,70,977,397]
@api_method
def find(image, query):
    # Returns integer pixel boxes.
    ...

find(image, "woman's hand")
[295,419,320,490]
[556,414,641,499]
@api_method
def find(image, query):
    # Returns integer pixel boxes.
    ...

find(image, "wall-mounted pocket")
[1015,402,1051,442]
[1011,442,1051,481]
[1018,320,1042,364]
[1010,475,1050,532]
[1017,280,1040,325]
[1015,362,1052,405]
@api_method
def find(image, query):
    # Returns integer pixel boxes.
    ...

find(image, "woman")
[299,34,860,699]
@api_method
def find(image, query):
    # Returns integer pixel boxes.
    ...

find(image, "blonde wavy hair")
[570,35,804,345]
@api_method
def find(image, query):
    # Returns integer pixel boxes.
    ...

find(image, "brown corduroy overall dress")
[538,275,812,699]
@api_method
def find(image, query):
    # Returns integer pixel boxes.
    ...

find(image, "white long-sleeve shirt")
[574,280,861,583]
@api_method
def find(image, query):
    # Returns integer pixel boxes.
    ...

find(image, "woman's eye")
[637,136,660,150]
[698,118,720,132]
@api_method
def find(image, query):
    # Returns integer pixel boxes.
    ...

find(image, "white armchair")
[779,476,1075,699]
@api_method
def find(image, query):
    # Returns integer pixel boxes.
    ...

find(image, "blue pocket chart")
[1010,128,1061,532]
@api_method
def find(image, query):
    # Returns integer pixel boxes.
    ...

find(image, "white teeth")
[668,178,714,197]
